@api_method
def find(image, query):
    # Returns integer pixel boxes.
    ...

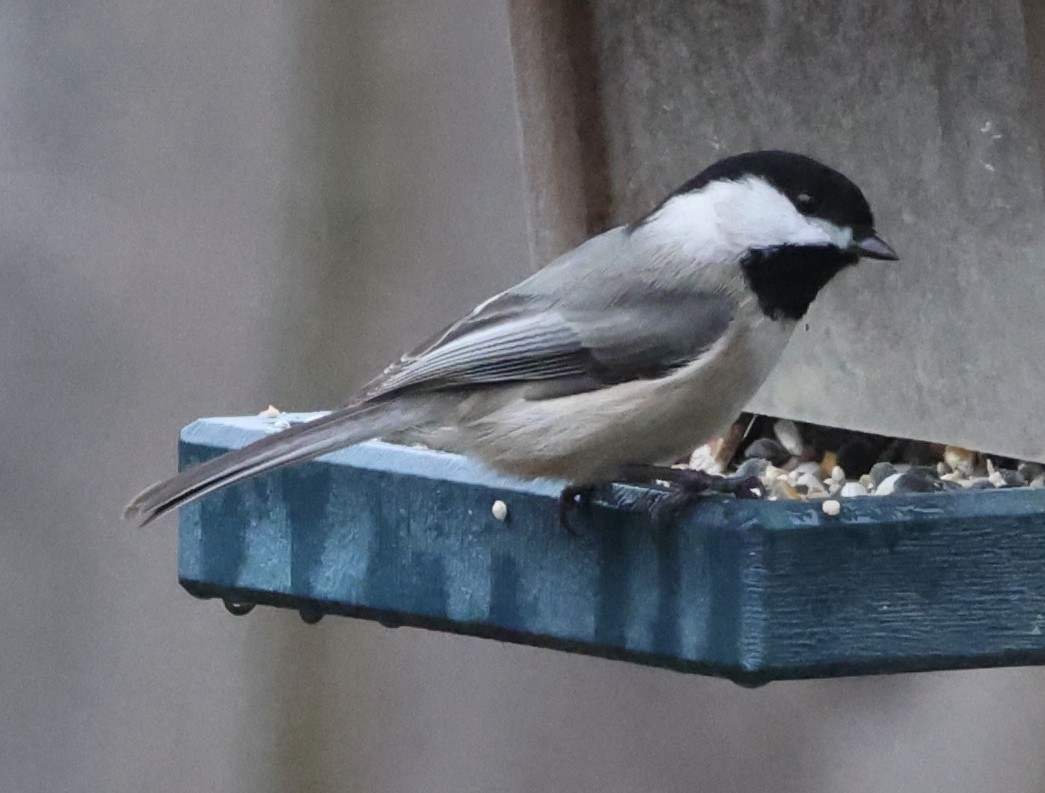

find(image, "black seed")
[836,439,881,476]
[893,472,946,494]
[907,465,941,481]
[743,438,791,467]
[869,462,897,487]
[995,469,1025,488]
[735,457,770,479]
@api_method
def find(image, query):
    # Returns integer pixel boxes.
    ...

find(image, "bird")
[125,150,897,526]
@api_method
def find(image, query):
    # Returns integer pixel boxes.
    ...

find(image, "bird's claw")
[728,474,765,500]
[649,471,764,527]
[557,483,595,533]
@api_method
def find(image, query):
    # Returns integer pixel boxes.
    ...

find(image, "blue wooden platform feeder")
[177,414,1045,686]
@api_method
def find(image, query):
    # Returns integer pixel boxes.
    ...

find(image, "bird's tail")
[124,398,427,526]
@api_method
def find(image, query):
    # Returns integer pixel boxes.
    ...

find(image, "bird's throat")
[740,245,858,321]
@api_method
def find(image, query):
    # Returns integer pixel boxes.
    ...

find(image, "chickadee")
[126,150,897,525]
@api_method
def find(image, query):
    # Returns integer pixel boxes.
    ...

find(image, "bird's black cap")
[671,150,877,233]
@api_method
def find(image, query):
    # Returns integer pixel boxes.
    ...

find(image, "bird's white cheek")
[807,218,853,249]
[725,203,852,251]
[716,178,817,248]
[638,177,853,264]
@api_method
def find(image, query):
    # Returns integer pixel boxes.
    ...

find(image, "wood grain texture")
[179,416,1045,685]
[507,0,612,266]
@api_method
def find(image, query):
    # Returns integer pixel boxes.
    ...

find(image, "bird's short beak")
[850,233,899,261]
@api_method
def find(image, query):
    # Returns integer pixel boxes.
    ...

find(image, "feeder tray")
[178,415,1045,686]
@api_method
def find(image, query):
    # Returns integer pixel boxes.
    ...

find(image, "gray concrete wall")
[516,0,1045,462]
[4,2,1045,793]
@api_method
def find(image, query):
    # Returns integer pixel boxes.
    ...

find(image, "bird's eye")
[796,193,818,214]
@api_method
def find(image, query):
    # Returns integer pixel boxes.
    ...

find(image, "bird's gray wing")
[360,286,735,401]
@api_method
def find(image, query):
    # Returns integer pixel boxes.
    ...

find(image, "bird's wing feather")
[360,287,735,399]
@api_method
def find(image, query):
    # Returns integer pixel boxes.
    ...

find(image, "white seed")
[774,419,804,456]
[272,419,291,430]
[830,465,846,484]
[793,461,822,477]
[491,500,508,521]
[761,465,787,488]
[822,499,841,516]
[859,474,873,490]
[988,471,1005,488]
[875,472,903,496]
[840,482,869,497]
[798,472,826,495]
[688,443,723,474]
[259,405,282,418]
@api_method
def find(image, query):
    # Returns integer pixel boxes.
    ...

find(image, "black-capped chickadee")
[126,150,897,525]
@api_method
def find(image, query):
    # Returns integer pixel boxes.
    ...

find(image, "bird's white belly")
[457,313,796,482]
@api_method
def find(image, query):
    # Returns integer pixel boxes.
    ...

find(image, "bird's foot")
[617,464,764,526]
[677,470,764,500]
[557,468,764,531]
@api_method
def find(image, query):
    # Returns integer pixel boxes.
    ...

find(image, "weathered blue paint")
[178,415,1045,685]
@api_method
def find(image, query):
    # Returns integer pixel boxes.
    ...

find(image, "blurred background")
[3,1,1045,791]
